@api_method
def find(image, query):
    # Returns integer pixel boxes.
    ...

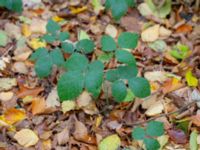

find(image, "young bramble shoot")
[31,19,151,102]
[132,121,164,150]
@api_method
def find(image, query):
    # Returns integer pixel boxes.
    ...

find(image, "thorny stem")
[125,99,200,127]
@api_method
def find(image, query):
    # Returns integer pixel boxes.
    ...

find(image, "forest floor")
[0,0,200,150]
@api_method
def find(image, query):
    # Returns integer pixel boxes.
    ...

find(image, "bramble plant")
[30,20,151,102]
[105,0,135,20]
[132,121,164,150]
[0,0,23,13]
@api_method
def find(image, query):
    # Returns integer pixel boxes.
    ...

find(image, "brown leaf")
[176,24,193,33]
[74,120,96,144]
[168,129,187,144]
[57,127,70,145]
[162,78,184,94]
[191,114,200,127]
[31,97,46,115]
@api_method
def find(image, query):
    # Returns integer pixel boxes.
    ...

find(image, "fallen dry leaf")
[105,24,118,38]
[61,101,76,113]
[77,91,92,108]
[0,78,17,92]
[159,26,172,39]
[12,62,28,74]
[191,114,200,127]
[162,78,184,94]
[4,108,26,124]
[168,129,187,144]
[30,18,47,34]
[144,71,168,82]
[46,87,60,108]
[0,91,14,101]
[31,97,46,115]
[176,24,193,33]
[145,101,164,116]
[99,134,121,150]
[28,38,46,50]
[57,127,70,145]
[141,25,160,42]
[14,129,39,147]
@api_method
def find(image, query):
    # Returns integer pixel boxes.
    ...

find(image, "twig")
[124,100,200,127]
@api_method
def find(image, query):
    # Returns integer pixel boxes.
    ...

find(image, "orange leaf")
[4,108,26,124]
[191,114,200,127]
[31,97,46,115]
[176,24,193,33]
[162,78,183,94]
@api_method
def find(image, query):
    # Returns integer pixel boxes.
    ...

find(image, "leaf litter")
[0,0,200,149]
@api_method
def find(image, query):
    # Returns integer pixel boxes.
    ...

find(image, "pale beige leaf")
[77,91,92,108]
[145,101,164,116]
[46,87,60,108]
[0,78,17,92]
[105,24,118,38]
[61,101,76,113]
[14,129,39,147]
[0,91,14,101]
[141,25,160,42]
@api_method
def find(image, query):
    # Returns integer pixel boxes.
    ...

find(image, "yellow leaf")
[70,6,87,14]
[61,101,76,113]
[52,16,64,22]
[22,24,31,37]
[186,70,198,87]
[14,129,39,147]
[4,108,26,124]
[29,38,46,50]
[99,134,121,150]
[0,115,15,131]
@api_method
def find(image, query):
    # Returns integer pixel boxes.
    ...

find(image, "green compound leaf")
[50,48,65,66]
[64,53,88,71]
[35,54,53,78]
[42,34,56,43]
[30,47,48,61]
[76,39,95,54]
[61,42,75,53]
[115,49,136,65]
[131,127,146,140]
[85,60,104,98]
[146,121,164,137]
[101,35,117,52]
[58,70,85,101]
[118,65,138,79]
[125,0,136,7]
[105,69,120,82]
[112,80,127,102]
[118,32,139,49]
[129,77,150,98]
[46,20,61,35]
[59,32,70,41]
[144,138,160,150]
[2,0,23,13]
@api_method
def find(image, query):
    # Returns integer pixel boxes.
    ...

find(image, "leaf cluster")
[30,20,151,102]
[0,0,23,13]
[132,121,164,150]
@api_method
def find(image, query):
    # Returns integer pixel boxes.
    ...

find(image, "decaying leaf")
[191,114,200,127]
[14,129,39,147]
[46,87,60,108]
[0,78,17,92]
[168,129,187,144]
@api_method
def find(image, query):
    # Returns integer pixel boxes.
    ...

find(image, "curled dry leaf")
[14,129,39,147]
[4,108,26,124]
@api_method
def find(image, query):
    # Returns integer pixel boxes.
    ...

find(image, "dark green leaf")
[46,20,61,35]
[57,71,85,101]
[110,0,128,20]
[85,61,104,97]
[64,53,88,71]
[42,34,56,43]
[144,138,160,150]
[59,32,70,41]
[101,35,116,52]
[30,48,48,61]
[105,69,119,82]
[125,0,135,7]
[61,42,75,53]
[131,127,146,140]
[76,39,95,54]
[35,55,52,78]
[4,0,23,13]
[112,80,127,102]
[118,32,139,49]
[115,49,136,65]
[118,65,138,79]
[129,77,150,98]
[50,48,65,66]
[146,121,164,137]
